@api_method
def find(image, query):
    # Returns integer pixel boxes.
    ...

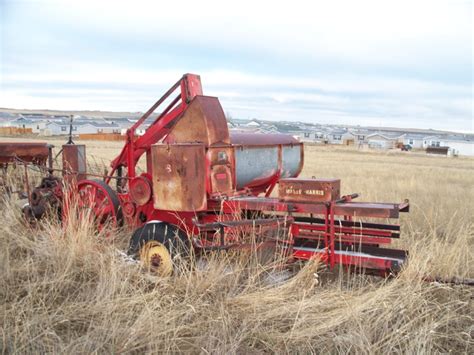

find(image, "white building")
[419,135,473,156]
[327,129,348,144]
[422,135,442,148]
[349,130,370,145]
[4,117,49,133]
[441,136,474,156]
[246,119,261,128]
[43,121,121,136]
[366,132,403,149]
[401,134,426,149]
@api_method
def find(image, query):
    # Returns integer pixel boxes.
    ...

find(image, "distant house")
[0,112,17,125]
[401,134,425,149]
[291,129,328,143]
[295,131,315,142]
[341,131,358,145]
[349,129,370,145]
[366,132,403,149]
[314,130,328,143]
[5,117,48,133]
[440,136,474,156]
[327,129,349,145]
[43,120,120,136]
[259,125,279,134]
[246,119,261,128]
[422,136,442,148]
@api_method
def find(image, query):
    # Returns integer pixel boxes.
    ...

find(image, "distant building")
[43,120,120,136]
[349,129,370,145]
[4,117,48,133]
[422,136,442,148]
[400,134,425,149]
[327,129,348,145]
[440,136,474,156]
[246,119,261,127]
[366,132,403,149]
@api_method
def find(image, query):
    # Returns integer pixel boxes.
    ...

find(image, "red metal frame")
[108,74,203,181]
[104,74,410,274]
[3,73,411,277]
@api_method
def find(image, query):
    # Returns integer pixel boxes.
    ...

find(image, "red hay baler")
[0,74,410,276]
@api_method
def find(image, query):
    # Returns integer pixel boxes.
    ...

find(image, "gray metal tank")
[230,132,304,190]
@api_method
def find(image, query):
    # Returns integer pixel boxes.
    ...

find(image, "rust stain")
[62,144,87,182]
[164,96,230,146]
[0,142,49,165]
[151,143,207,212]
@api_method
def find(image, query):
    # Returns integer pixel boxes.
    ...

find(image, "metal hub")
[140,241,173,276]
[150,253,162,268]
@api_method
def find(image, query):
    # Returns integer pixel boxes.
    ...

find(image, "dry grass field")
[1,137,473,353]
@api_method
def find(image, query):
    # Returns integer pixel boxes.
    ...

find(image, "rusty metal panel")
[164,96,230,146]
[207,147,233,195]
[182,73,203,101]
[62,144,87,181]
[0,142,49,165]
[334,203,401,218]
[279,178,341,203]
[151,143,207,212]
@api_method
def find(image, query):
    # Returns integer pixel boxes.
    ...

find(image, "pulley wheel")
[77,179,123,230]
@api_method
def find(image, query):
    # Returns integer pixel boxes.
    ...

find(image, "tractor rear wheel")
[128,222,190,276]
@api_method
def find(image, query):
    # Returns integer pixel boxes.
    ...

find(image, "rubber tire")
[78,179,124,227]
[128,221,190,258]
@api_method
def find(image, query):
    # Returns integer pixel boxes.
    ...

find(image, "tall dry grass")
[1,143,473,353]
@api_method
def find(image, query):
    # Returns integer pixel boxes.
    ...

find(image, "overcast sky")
[1,0,472,131]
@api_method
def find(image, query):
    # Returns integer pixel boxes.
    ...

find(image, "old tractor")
[0,74,410,276]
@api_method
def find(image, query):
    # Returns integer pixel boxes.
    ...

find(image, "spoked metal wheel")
[128,221,190,276]
[77,179,123,230]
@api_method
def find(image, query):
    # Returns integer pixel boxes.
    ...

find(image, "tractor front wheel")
[128,222,190,276]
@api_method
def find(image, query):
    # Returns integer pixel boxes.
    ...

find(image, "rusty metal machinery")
[0,142,53,208]
[0,74,412,277]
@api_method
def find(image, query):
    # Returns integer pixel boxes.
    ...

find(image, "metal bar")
[47,145,54,175]
[335,193,359,203]
[329,202,335,269]
[129,77,182,132]
[17,161,126,181]
[23,162,31,206]
[127,130,135,178]
[292,246,403,271]
[149,93,181,127]
[134,104,185,151]
[293,216,401,232]
[294,232,393,245]
[194,216,292,230]
[294,223,400,238]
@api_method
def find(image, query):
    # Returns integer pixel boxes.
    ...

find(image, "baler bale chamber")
[0,73,410,277]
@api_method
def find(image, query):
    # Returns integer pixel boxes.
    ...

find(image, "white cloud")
[30,0,471,68]
[1,0,472,131]
[4,66,470,96]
